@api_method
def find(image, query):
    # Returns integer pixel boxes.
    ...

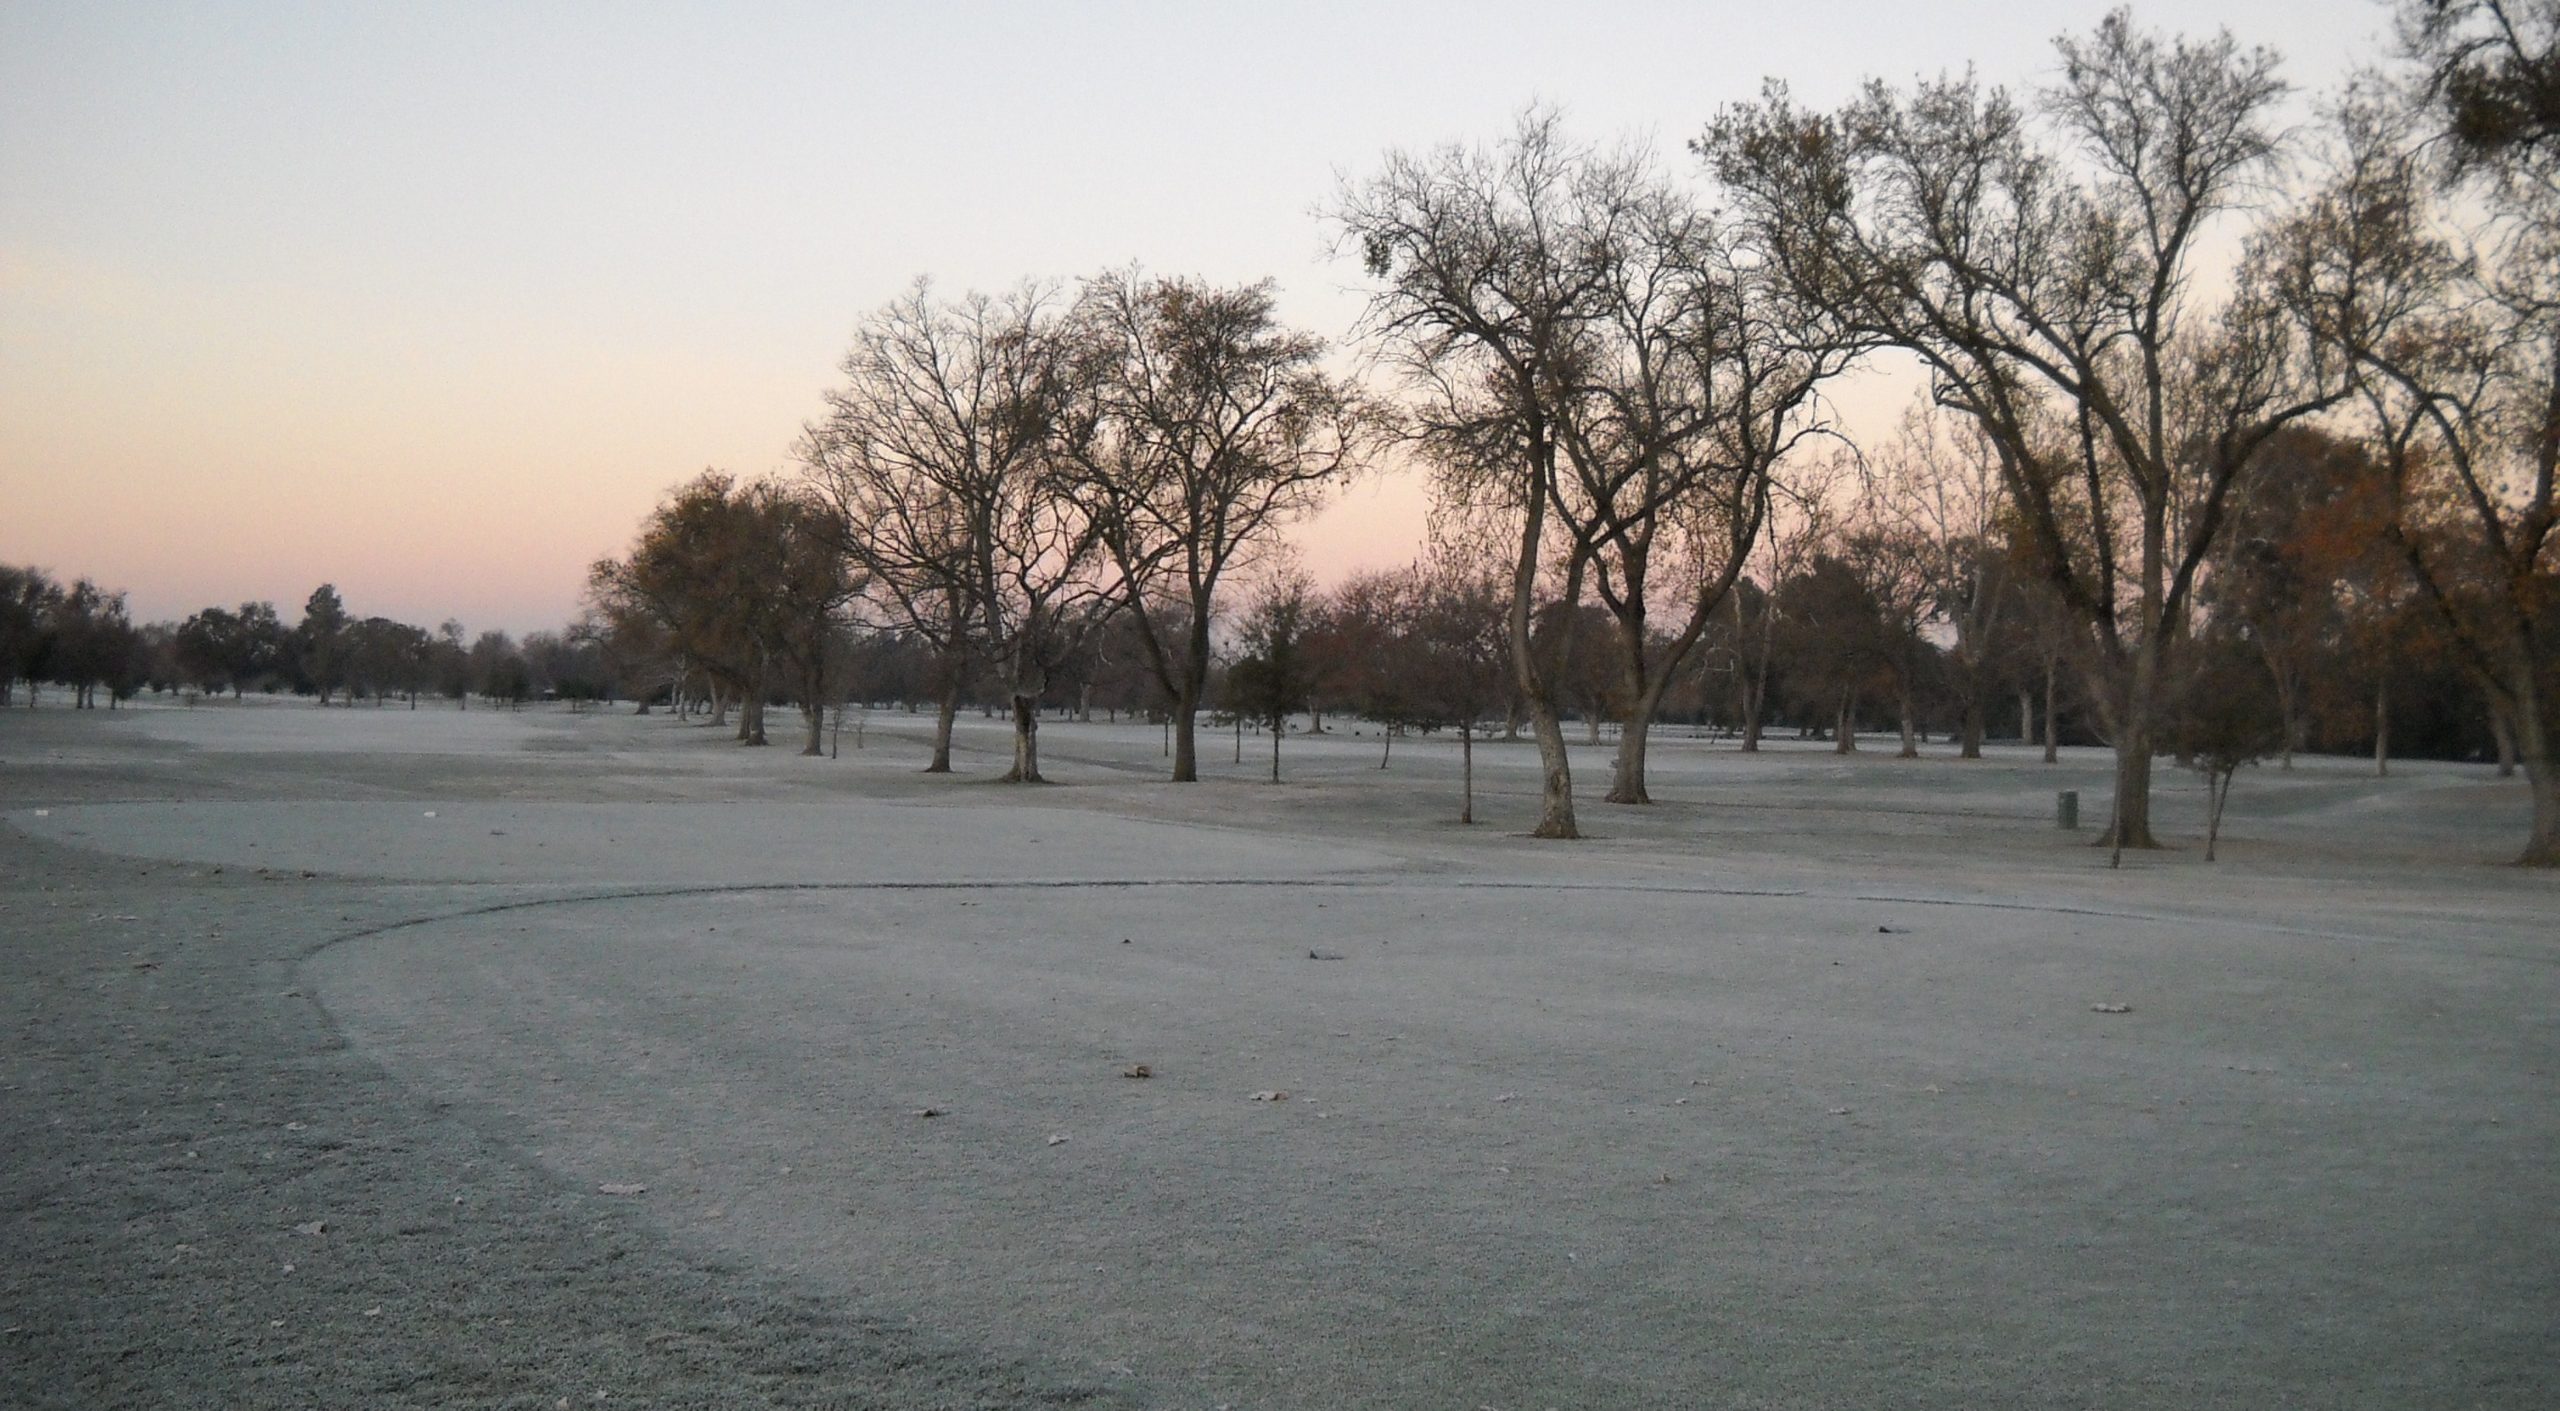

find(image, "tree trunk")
[1460,723,1475,825]
[1896,682,1919,759]
[1379,728,1392,769]
[926,679,958,773]
[2205,769,2229,862]
[1607,664,1680,805]
[2373,676,2391,778]
[1608,714,1653,803]
[2041,659,2060,765]
[1269,719,1282,782]
[1004,694,1042,782]
[1507,443,1576,840]
[1735,587,1761,754]
[1834,688,1857,754]
[1171,686,1200,783]
[2272,669,2299,770]
[2491,704,2518,778]
[2018,687,2034,745]
[1958,689,1984,760]
[739,694,768,747]
[800,701,823,756]
[2101,700,2160,850]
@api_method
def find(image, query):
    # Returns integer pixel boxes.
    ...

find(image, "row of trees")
[583,4,2554,864]
[0,567,598,711]
[1682,2,2559,861]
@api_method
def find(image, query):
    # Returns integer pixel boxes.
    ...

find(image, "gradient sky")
[3,1,2375,637]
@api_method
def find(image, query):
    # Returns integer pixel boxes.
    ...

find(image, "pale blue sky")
[2,2,2381,635]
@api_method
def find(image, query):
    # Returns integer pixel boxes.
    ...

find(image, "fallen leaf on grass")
[1494,1092,1519,1103]
[1250,1090,1289,1103]
[2090,1003,2133,1014]
[1046,1134,1069,1147]
[1308,950,1346,961]
[1121,1064,1151,1079]
[597,1183,647,1196]
[293,1221,327,1236]
[1827,1107,1853,1116]
[911,1107,948,1118]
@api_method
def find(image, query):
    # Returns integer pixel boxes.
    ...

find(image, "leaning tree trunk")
[2205,767,2232,863]
[1506,440,1577,840]
[1379,728,1392,769]
[2491,704,2518,778]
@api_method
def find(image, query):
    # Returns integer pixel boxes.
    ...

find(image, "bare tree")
[1058,271,1370,781]
[1703,11,2342,847]
[802,280,1107,781]
[2274,80,2560,862]
[1331,111,1624,837]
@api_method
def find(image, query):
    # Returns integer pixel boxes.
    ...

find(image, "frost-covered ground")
[4,698,2553,1409]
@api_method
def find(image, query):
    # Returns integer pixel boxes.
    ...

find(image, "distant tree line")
[0,570,615,712]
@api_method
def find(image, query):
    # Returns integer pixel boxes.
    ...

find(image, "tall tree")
[1703,11,2341,846]
[802,280,1104,780]
[1059,271,1370,782]
[1338,112,1854,822]
[2274,78,2560,862]
[1329,112,1654,837]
